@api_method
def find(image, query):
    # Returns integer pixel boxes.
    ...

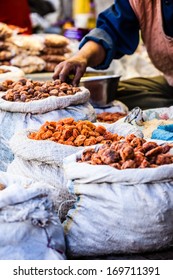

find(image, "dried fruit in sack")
[0,69,10,74]
[0,183,5,190]
[78,134,173,169]
[2,78,81,102]
[97,112,127,123]
[28,118,124,146]
[0,79,14,91]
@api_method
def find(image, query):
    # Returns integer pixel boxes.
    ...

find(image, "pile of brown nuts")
[1,78,81,102]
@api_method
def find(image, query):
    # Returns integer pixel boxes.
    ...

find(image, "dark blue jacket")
[79,0,173,69]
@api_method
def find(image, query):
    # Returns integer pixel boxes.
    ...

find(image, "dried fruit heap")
[78,134,173,169]
[1,78,81,102]
[97,112,127,123]
[28,117,124,146]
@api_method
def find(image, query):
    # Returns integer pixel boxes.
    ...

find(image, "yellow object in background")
[73,0,96,29]
[73,0,90,15]
[88,0,96,29]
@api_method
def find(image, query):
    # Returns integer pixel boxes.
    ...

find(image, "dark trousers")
[116,75,173,110]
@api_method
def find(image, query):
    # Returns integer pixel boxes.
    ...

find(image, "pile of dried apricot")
[97,112,127,123]
[78,134,173,169]
[28,117,124,146]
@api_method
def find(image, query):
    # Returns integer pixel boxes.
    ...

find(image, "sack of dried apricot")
[7,118,143,222]
[62,136,173,257]
[7,118,121,184]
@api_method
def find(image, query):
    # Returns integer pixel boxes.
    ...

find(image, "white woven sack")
[8,156,67,187]
[8,130,81,214]
[63,150,173,257]
[0,171,66,260]
[0,66,25,82]
[7,121,142,197]
[104,121,144,138]
[0,101,96,171]
[9,129,85,167]
[0,86,90,113]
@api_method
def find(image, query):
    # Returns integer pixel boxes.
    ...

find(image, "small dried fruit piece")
[0,183,5,191]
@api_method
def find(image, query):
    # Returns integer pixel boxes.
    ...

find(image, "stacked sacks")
[10,35,45,74]
[0,28,72,73]
[0,24,45,73]
[0,23,19,66]
[11,54,46,74]
[0,171,66,260]
[40,34,71,72]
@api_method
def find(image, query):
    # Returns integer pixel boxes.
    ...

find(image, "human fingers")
[72,65,86,86]
[53,62,65,80]
[53,61,78,83]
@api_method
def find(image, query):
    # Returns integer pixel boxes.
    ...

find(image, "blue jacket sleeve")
[79,0,140,69]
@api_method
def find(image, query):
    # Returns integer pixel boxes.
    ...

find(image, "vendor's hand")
[53,56,88,86]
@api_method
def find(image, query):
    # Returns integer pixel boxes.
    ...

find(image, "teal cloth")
[151,124,173,140]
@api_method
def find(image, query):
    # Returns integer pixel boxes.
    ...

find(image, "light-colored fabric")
[63,149,173,257]
[122,106,173,139]
[0,171,66,260]
[0,66,24,82]
[9,129,85,167]
[7,128,85,214]
[129,0,173,86]
[94,100,129,115]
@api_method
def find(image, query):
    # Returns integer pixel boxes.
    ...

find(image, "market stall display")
[11,54,46,74]
[0,23,13,39]
[123,106,173,139]
[7,118,143,222]
[0,23,72,73]
[0,77,95,171]
[7,118,124,188]
[1,78,81,103]
[0,20,173,260]
[78,134,173,169]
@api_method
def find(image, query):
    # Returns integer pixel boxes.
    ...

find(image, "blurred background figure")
[28,0,73,34]
[28,0,58,33]
[0,0,32,34]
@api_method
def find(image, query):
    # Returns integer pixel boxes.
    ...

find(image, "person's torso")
[129,0,173,86]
